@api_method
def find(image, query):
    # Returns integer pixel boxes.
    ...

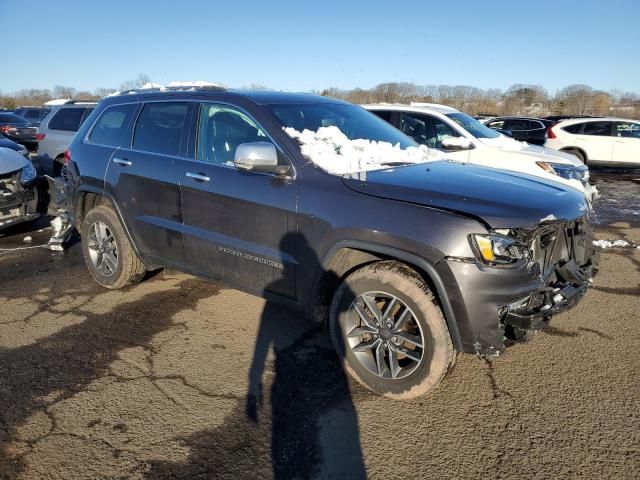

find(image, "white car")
[36,101,96,176]
[363,103,595,201]
[545,117,640,167]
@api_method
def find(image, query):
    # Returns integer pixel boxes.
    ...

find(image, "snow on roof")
[44,98,71,106]
[284,126,443,175]
[166,80,223,88]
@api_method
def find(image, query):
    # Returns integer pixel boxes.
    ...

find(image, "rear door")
[612,121,640,164]
[179,102,298,297]
[104,101,192,266]
[573,121,615,162]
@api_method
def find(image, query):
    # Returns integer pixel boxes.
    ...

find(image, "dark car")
[0,112,38,151]
[483,116,555,145]
[0,133,29,157]
[13,106,52,127]
[63,88,597,399]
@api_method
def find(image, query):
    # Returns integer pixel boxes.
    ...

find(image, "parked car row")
[60,86,598,399]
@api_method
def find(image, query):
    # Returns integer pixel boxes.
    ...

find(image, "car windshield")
[270,103,416,148]
[446,112,500,139]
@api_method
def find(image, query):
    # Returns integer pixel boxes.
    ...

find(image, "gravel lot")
[0,173,639,479]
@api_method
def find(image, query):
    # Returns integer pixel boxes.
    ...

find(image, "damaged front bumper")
[436,216,598,357]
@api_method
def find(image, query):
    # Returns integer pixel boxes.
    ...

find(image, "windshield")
[270,103,416,148]
[446,112,500,139]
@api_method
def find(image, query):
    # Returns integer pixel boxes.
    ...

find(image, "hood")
[0,136,25,153]
[479,137,582,166]
[0,147,29,175]
[341,161,589,229]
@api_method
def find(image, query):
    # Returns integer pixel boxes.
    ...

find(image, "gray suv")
[63,88,597,399]
[36,101,96,176]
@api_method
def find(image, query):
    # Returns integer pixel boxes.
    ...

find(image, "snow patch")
[539,214,557,222]
[141,82,164,89]
[284,126,444,175]
[166,80,222,88]
[480,135,529,151]
[593,239,630,249]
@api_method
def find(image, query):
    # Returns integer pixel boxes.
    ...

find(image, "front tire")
[81,205,146,289]
[329,261,454,399]
[564,148,586,164]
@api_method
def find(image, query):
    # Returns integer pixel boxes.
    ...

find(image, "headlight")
[20,161,37,186]
[536,161,587,183]
[470,233,529,265]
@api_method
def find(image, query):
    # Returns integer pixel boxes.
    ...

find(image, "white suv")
[36,101,96,176]
[363,104,595,201]
[545,117,640,167]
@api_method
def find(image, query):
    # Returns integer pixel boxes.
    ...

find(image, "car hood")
[479,136,583,166]
[0,136,24,153]
[341,161,589,229]
[0,147,29,175]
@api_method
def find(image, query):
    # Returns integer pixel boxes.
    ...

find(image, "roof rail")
[115,84,227,96]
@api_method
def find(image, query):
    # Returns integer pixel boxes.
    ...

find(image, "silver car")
[36,101,96,176]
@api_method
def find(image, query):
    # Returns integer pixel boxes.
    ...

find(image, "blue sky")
[1,0,639,94]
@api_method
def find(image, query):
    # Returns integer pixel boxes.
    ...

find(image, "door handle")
[186,172,210,182]
[113,157,132,166]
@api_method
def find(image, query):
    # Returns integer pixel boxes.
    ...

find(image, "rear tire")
[81,205,146,289]
[329,261,454,400]
[564,148,586,164]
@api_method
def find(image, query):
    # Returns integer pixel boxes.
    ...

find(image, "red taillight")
[546,126,557,139]
[64,149,71,165]
[0,125,12,134]
[35,133,46,141]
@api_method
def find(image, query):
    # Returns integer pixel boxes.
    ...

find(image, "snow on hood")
[284,126,444,175]
[0,147,29,175]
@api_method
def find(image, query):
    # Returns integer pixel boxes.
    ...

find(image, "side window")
[399,113,460,149]
[486,120,505,130]
[505,119,530,131]
[88,104,137,146]
[562,123,583,134]
[132,102,189,156]
[23,110,40,120]
[582,122,613,136]
[616,122,640,138]
[49,108,89,131]
[371,110,393,124]
[196,104,271,165]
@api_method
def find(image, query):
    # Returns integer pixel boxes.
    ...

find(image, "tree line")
[2,75,639,119]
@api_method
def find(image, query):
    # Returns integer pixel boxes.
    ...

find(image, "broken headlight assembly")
[19,161,37,186]
[470,233,529,266]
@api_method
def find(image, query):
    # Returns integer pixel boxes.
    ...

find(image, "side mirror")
[441,136,474,152]
[234,142,291,175]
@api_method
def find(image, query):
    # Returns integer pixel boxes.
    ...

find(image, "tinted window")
[49,108,91,131]
[0,113,28,124]
[582,121,613,136]
[399,113,460,149]
[133,102,189,156]
[197,104,272,165]
[447,112,500,139]
[88,104,137,147]
[616,122,640,138]
[506,119,535,131]
[23,109,42,120]
[486,120,505,130]
[562,123,583,134]
[270,103,414,148]
[370,110,393,123]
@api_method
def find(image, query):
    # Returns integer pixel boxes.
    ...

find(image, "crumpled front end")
[0,169,40,230]
[438,215,598,357]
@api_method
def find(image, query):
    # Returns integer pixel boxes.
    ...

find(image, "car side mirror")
[441,137,474,152]
[234,142,291,175]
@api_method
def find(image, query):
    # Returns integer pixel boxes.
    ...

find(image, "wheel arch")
[560,146,587,163]
[311,240,463,350]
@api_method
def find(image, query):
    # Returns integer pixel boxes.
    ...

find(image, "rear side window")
[133,102,189,156]
[49,108,91,131]
[562,123,583,134]
[88,104,137,147]
[582,121,613,136]
[616,122,640,138]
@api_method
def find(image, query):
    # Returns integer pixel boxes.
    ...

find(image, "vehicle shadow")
[0,275,217,478]
[146,234,367,479]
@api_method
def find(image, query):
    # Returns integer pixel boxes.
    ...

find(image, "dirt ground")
[1,185,639,478]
